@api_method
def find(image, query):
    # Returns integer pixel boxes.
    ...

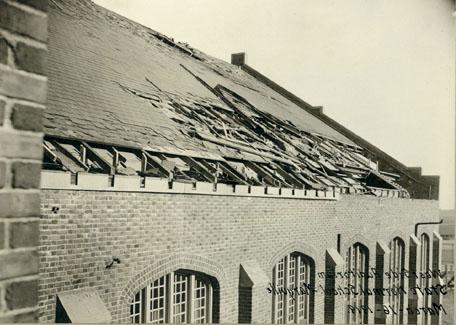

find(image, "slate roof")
[46,0,354,151]
[43,0,408,195]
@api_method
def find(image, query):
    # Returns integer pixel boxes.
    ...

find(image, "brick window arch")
[345,242,369,325]
[130,269,219,324]
[272,252,315,324]
[389,237,405,325]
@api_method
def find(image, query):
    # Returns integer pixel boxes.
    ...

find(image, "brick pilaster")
[0,0,46,322]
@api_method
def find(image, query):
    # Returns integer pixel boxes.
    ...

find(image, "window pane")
[298,256,310,321]
[130,271,214,324]
[274,258,285,324]
[287,256,296,322]
[149,275,166,323]
[389,238,405,325]
[194,279,207,323]
[345,244,368,325]
[129,289,142,324]
[173,273,187,324]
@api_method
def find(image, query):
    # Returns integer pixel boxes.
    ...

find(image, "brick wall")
[238,287,252,323]
[38,191,440,323]
[0,0,46,322]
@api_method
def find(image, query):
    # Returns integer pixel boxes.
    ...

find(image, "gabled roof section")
[46,0,354,149]
[43,0,412,196]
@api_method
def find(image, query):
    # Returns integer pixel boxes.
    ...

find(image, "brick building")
[0,0,446,324]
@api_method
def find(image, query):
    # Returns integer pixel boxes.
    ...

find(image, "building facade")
[34,0,445,324]
[39,190,442,324]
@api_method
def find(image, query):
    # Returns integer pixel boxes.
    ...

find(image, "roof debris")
[42,0,409,197]
[43,76,409,196]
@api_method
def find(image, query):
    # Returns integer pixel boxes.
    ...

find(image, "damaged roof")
[43,0,409,196]
[46,0,355,149]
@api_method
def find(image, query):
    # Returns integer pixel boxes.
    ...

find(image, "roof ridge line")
[235,58,439,194]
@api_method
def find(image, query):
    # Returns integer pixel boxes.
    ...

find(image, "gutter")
[414,219,443,237]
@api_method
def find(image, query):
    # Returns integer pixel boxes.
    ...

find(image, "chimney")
[313,106,324,114]
[231,52,247,66]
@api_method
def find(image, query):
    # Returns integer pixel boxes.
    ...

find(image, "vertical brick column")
[408,235,422,325]
[0,0,47,322]
[367,247,377,325]
[324,248,345,324]
[431,231,443,325]
[402,242,410,325]
[238,261,271,323]
[375,241,390,324]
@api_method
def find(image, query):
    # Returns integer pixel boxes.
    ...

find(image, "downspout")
[414,219,443,236]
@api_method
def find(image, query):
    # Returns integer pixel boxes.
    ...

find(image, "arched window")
[420,233,430,325]
[345,242,369,325]
[130,269,219,324]
[389,237,405,325]
[272,252,315,324]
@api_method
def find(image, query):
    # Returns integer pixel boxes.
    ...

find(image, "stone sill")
[40,171,339,201]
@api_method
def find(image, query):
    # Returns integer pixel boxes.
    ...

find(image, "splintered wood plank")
[180,156,216,183]
[81,142,115,174]
[50,140,88,172]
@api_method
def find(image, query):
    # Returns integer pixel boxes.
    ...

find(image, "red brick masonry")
[39,191,439,323]
[0,0,47,322]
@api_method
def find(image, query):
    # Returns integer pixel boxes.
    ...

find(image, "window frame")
[344,242,369,325]
[272,252,314,324]
[388,237,405,325]
[130,270,214,324]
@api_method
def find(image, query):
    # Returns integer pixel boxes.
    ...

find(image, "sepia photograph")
[0,0,454,324]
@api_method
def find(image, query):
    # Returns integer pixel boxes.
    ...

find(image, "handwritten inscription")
[347,303,446,316]
[266,283,450,297]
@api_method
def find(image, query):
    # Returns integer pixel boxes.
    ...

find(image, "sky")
[93,0,455,209]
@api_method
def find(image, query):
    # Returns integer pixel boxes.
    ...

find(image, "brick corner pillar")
[431,231,443,325]
[238,261,271,324]
[374,241,391,325]
[0,0,47,323]
[408,234,421,325]
[324,248,345,324]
